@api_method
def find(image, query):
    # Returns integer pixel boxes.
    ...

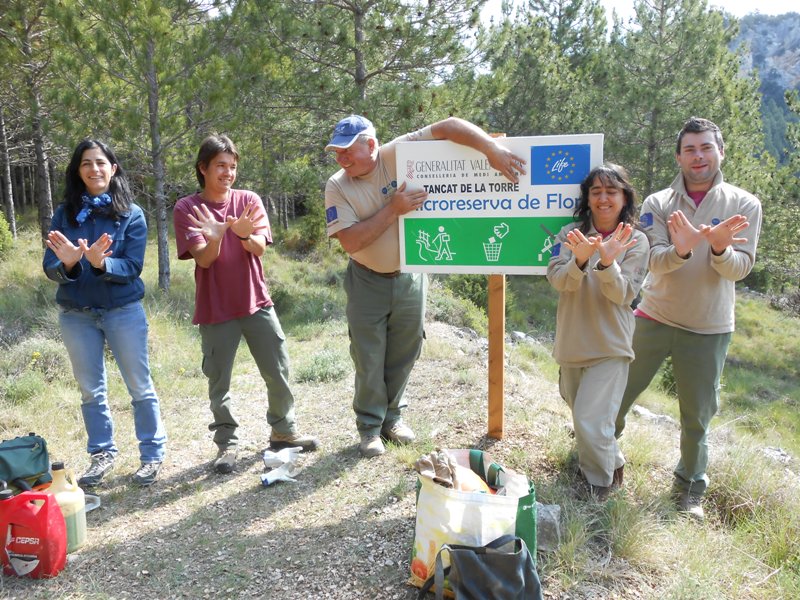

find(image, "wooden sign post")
[488,274,505,439]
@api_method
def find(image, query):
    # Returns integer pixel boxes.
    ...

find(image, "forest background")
[0,0,799,302]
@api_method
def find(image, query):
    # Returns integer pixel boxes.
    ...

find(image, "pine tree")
[0,1,57,241]
[51,0,236,291]
[602,0,763,196]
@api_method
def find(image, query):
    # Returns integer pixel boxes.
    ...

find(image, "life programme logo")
[531,144,591,185]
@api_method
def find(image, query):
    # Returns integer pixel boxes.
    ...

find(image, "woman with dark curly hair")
[546,163,649,500]
[43,139,166,487]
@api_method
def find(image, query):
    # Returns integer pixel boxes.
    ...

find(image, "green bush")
[0,212,12,258]
[1,336,71,383]
[2,371,46,404]
[279,211,327,254]
[442,274,488,311]
[506,275,558,336]
[427,278,487,335]
[294,347,350,383]
[657,356,677,396]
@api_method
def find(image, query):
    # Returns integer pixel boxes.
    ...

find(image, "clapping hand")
[595,223,637,267]
[46,230,84,270]
[187,203,231,242]
[227,201,262,239]
[564,228,600,269]
[79,233,114,270]
[668,210,702,258]
[700,214,749,255]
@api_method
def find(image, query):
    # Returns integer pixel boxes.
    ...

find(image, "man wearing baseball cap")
[324,114,526,457]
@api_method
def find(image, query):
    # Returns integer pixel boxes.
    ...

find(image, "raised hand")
[187,203,230,242]
[46,230,84,270]
[668,210,702,258]
[79,233,114,270]
[564,228,600,268]
[227,200,263,239]
[700,214,749,255]
[595,223,638,267]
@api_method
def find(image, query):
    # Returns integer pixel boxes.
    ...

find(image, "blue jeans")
[59,302,167,463]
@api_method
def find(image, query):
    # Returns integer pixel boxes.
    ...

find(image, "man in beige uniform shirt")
[615,117,762,520]
[324,115,525,457]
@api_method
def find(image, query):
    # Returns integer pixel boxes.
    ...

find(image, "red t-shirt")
[174,189,273,325]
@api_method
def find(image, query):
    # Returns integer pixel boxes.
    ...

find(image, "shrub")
[426,278,487,335]
[442,274,488,311]
[2,371,46,405]
[294,347,350,383]
[0,212,12,258]
[1,336,71,383]
[657,357,677,396]
[279,211,327,255]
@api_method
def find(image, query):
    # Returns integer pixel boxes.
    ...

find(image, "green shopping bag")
[409,449,536,594]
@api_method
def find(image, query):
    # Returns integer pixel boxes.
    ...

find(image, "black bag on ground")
[0,433,52,491]
[417,534,543,600]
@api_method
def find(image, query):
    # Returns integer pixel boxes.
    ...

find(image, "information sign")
[398,134,604,274]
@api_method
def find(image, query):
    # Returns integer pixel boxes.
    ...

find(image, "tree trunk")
[25,165,34,210]
[49,158,58,205]
[353,6,367,104]
[12,165,22,211]
[644,107,660,198]
[0,109,17,238]
[22,25,53,241]
[145,38,171,292]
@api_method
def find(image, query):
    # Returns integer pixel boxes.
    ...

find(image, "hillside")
[735,12,800,161]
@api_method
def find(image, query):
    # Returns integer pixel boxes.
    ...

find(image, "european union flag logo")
[326,206,338,225]
[531,144,591,185]
[639,212,653,228]
[552,242,561,257]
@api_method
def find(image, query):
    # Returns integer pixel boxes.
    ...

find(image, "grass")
[2,226,800,598]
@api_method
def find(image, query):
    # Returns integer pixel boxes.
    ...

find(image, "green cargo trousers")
[615,317,731,496]
[199,306,297,450]
[344,261,426,436]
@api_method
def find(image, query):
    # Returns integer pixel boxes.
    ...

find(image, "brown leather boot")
[612,465,624,488]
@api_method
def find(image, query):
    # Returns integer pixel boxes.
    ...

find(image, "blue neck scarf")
[76,192,112,224]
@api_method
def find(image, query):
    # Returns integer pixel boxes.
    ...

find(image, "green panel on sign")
[404,217,573,267]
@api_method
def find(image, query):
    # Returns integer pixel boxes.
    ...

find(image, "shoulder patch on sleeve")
[639,212,653,228]
[326,206,338,225]
[552,242,561,257]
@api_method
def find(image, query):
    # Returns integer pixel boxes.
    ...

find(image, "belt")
[350,259,401,279]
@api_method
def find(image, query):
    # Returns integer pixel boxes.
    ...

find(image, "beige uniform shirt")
[637,172,762,334]
[325,126,434,273]
[547,223,650,368]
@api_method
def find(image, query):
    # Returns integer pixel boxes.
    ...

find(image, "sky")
[481,0,792,25]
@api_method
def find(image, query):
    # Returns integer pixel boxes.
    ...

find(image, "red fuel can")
[0,489,67,578]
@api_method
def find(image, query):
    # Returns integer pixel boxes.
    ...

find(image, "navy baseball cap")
[325,115,377,151]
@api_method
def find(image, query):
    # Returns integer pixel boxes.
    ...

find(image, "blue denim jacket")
[43,203,147,309]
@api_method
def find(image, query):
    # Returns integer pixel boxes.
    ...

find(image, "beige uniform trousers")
[560,357,628,487]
